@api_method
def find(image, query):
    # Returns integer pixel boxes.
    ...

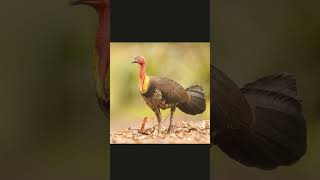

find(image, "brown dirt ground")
[110,118,210,144]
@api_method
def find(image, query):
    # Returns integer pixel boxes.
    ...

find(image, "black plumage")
[211,65,306,170]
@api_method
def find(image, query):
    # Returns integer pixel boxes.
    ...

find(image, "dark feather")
[177,85,206,115]
[211,65,307,169]
[211,65,253,131]
[240,73,307,169]
[148,76,189,104]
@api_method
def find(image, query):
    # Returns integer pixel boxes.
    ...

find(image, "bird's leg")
[155,110,162,134]
[168,106,176,133]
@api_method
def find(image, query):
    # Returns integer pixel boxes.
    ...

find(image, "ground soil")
[110,118,210,144]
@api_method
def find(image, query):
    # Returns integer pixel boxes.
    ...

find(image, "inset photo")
[110,43,210,144]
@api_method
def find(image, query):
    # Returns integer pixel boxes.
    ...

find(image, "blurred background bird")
[211,65,307,170]
[71,0,110,118]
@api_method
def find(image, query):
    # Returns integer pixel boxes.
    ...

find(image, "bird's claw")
[167,126,175,134]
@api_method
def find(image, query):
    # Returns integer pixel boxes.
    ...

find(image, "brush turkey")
[211,65,307,170]
[132,56,206,133]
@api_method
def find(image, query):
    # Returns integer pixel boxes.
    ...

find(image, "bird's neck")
[96,7,108,57]
[95,6,109,100]
[139,63,149,93]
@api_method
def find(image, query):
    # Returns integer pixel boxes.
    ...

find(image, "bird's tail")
[177,85,206,115]
[228,73,307,169]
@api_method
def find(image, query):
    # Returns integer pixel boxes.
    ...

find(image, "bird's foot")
[167,126,175,134]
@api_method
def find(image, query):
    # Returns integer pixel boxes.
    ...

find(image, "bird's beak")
[70,0,85,5]
[131,57,138,63]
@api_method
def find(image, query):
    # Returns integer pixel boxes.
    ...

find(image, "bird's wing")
[211,65,253,130]
[149,76,189,104]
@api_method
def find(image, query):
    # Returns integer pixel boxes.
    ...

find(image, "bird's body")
[141,76,189,111]
[132,56,206,133]
[211,65,307,170]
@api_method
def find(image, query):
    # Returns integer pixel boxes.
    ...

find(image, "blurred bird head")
[132,56,146,65]
[70,0,108,12]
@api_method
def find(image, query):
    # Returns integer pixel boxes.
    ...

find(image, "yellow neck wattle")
[139,75,150,94]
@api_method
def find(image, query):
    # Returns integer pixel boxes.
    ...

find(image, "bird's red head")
[70,0,108,12]
[132,56,146,65]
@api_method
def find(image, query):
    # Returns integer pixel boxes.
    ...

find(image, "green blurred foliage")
[110,43,210,130]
